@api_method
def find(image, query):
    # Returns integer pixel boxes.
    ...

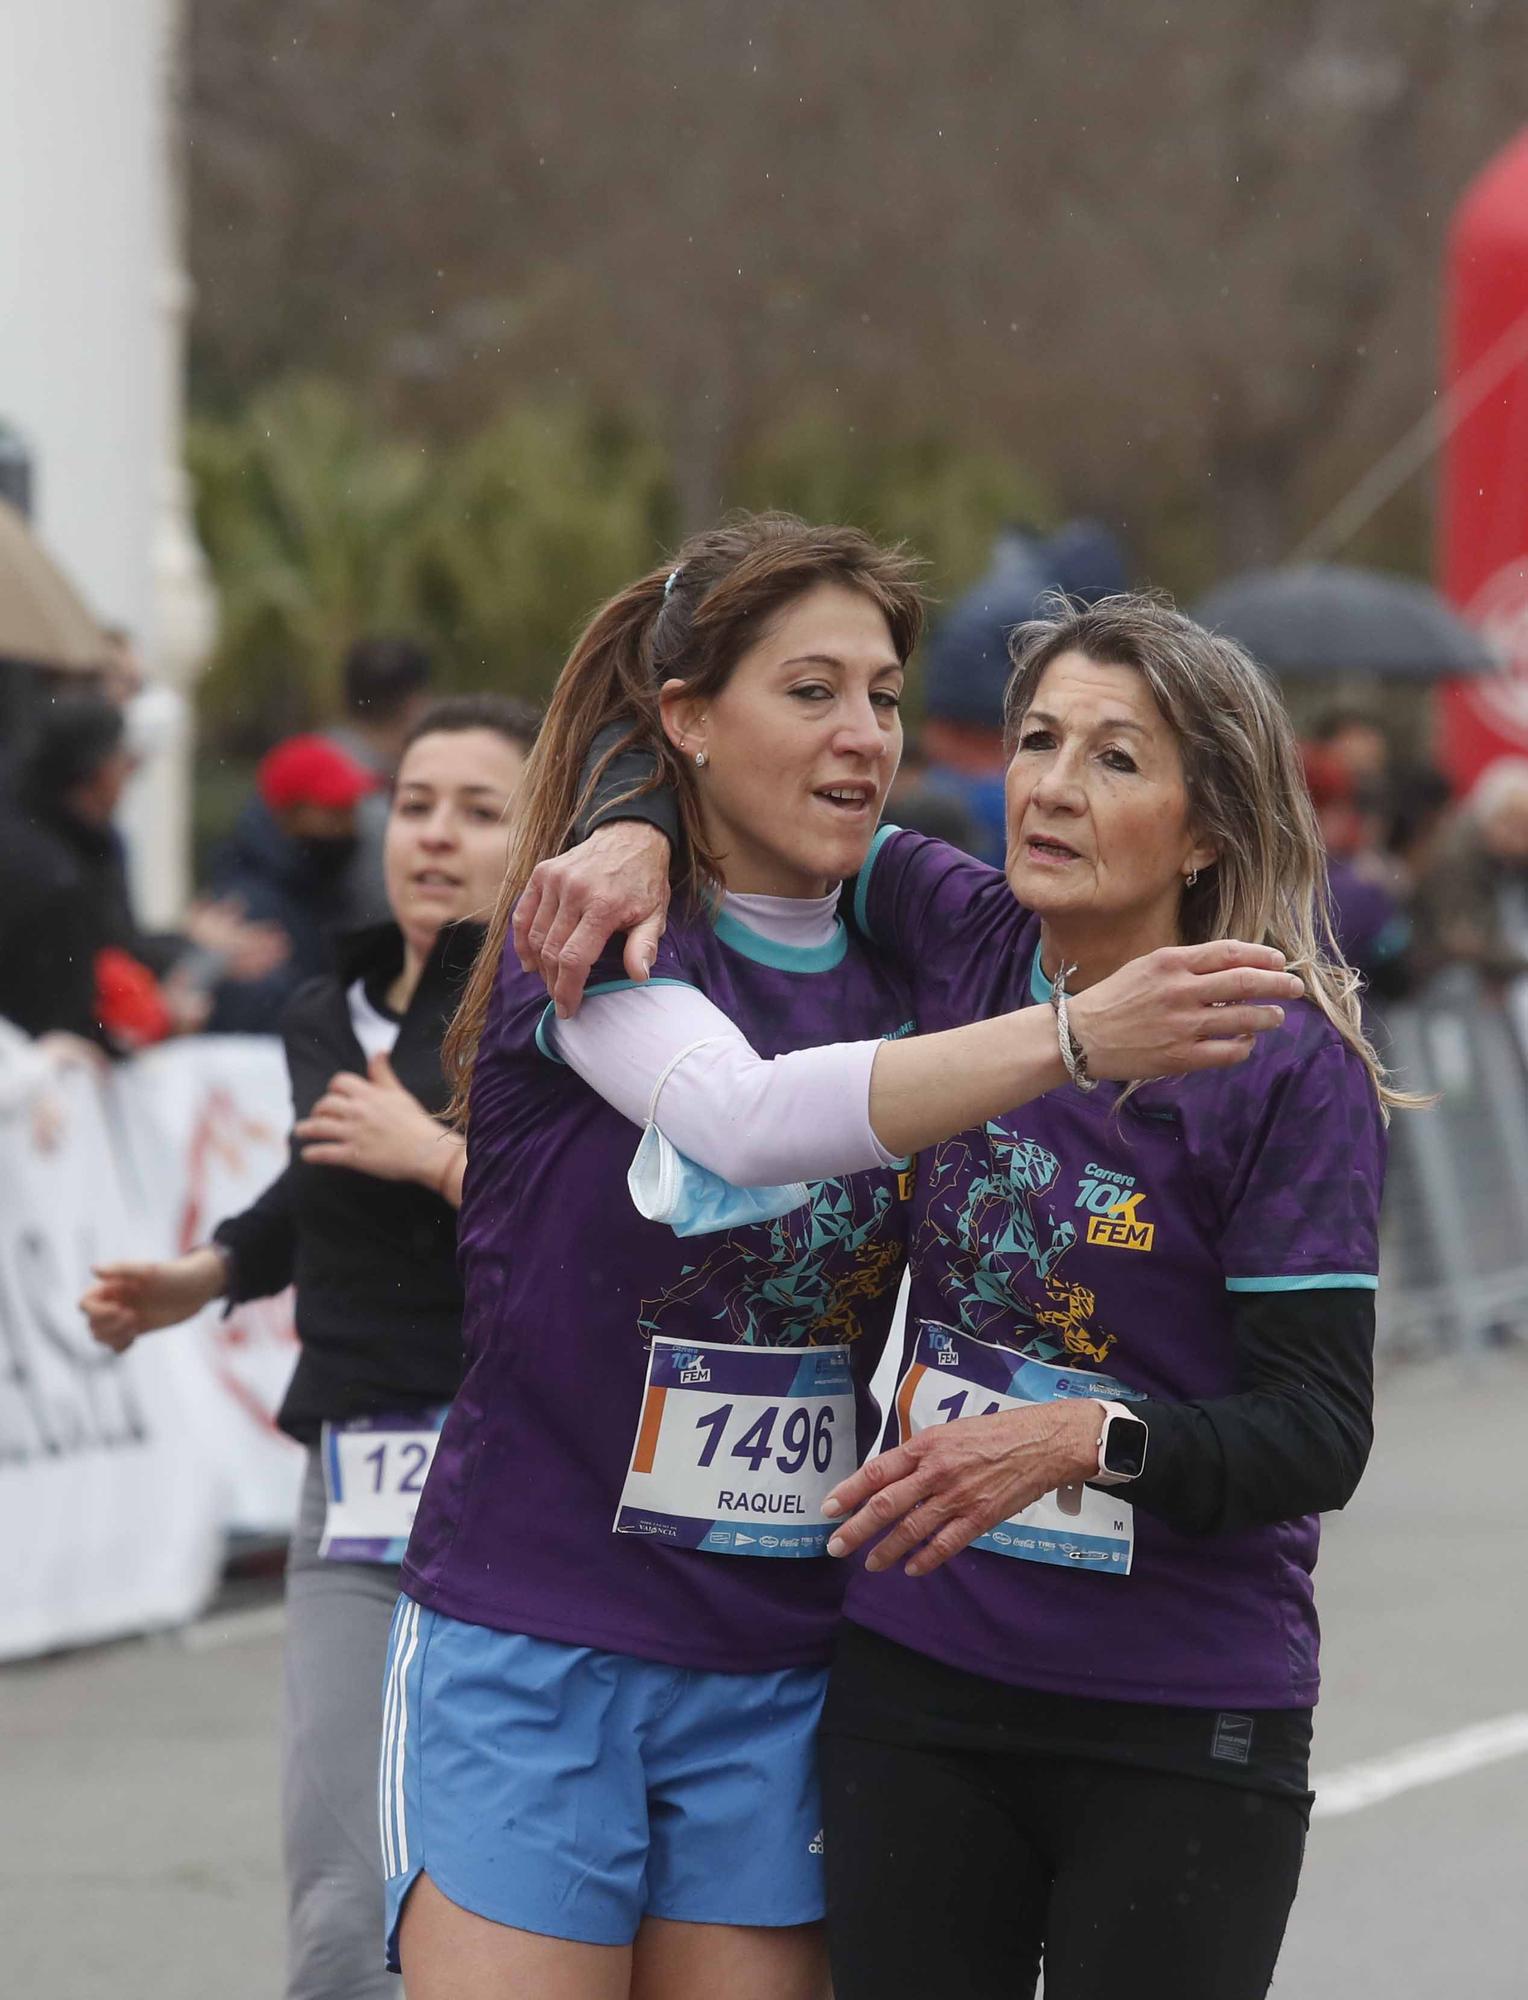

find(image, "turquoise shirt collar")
[712,906,849,972]
[1028,943,1055,1006]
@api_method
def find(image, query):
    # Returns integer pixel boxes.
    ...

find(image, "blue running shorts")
[379,1598,828,1958]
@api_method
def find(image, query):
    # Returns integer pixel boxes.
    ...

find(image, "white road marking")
[176,1603,287,1653]
[1312,1711,1528,1819]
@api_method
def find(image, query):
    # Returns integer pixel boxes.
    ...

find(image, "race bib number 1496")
[615,1338,857,1558]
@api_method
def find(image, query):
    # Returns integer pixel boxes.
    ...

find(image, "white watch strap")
[1095,1400,1137,1482]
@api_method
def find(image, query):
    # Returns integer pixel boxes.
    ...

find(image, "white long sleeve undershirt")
[545,889,898,1186]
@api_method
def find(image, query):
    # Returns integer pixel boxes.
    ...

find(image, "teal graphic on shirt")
[919,1122,1120,1367]
[640,1175,902,1349]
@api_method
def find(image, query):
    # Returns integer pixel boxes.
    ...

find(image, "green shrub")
[408,401,675,696]
[189,379,1050,746]
[190,379,435,743]
[737,411,1053,614]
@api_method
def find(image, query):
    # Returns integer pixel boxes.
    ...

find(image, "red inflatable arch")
[1440,129,1528,787]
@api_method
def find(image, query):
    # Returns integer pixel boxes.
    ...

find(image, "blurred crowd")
[0,635,442,1078]
[3,526,1527,1082]
[885,525,1528,1016]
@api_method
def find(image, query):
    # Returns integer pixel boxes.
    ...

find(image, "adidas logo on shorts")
[808,1829,824,1856]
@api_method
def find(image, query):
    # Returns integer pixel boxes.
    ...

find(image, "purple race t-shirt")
[843,828,1387,1708]
[401,901,915,1673]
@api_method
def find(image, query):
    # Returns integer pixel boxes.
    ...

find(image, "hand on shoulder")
[512,822,672,1018]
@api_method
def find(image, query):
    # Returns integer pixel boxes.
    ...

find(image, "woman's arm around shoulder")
[545,938,1305,1189]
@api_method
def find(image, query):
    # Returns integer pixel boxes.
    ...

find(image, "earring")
[694,751,708,769]
[1185,868,1199,888]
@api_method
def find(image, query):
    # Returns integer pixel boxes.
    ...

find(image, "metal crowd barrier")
[1373,971,1528,1359]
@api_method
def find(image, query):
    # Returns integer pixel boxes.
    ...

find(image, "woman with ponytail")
[384,522,1294,1999]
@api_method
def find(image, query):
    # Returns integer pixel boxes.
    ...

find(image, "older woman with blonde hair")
[527,591,1401,2000]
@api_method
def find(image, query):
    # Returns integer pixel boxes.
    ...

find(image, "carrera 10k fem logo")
[1075,1165,1155,1252]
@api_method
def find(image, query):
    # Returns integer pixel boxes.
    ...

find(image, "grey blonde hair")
[1004,592,1409,1116]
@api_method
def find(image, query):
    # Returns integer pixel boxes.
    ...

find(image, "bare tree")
[186,0,1528,580]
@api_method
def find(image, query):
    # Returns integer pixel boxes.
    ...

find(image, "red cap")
[258,734,379,813]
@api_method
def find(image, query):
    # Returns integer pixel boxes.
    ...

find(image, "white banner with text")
[0,1035,303,1661]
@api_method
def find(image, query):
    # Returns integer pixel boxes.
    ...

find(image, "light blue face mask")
[626,1039,810,1239]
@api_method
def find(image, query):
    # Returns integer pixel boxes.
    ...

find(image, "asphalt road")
[3,1348,1525,1999]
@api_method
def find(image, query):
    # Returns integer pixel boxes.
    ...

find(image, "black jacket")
[213,920,482,1443]
[0,792,145,1044]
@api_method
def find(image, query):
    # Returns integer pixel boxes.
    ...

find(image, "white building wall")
[0,0,214,925]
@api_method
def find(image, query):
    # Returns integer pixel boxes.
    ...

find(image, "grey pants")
[283,1447,403,2000]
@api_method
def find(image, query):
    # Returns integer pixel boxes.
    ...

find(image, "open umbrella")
[1193,563,1494,679]
[0,497,106,670]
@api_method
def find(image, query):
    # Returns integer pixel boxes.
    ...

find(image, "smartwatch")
[1092,1401,1149,1486]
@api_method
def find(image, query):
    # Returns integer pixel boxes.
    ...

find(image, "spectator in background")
[1410,759,1528,989]
[0,696,134,1049]
[1301,743,1411,1001]
[324,636,435,927]
[920,521,1128,863]
[1311,705,1393,795]
[207,735,379,1033]
[0,696,289,1051]
[884,735,981,851]
[1383,761,1455,896]
[1302,741,1387,871]
[919,528,1047,864]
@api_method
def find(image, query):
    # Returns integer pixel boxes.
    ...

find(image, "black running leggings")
[821,1730,1308,2000]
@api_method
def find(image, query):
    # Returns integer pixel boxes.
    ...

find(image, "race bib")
[894,1323,1136,1576]
[318,1407,449,1564]
[615,1338,857,1557]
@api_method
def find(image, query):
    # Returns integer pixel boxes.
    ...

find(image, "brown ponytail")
[444,511,924,1123]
